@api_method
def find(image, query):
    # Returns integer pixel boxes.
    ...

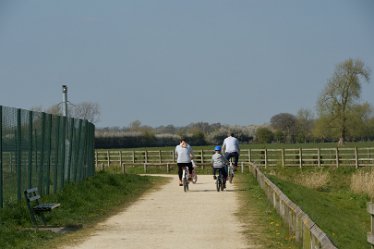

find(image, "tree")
[72,102,100,123]
[317,58,370,144]
[295,108,314,143]
[255,127,274,144]
[270,113,297,143]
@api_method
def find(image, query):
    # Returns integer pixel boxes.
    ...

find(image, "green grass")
[262,166,370,249]
[236,173,301,249]
[0,172,168,249]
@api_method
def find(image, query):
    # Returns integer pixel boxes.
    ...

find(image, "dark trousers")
[224,152,239,167]
[178,162,193,181]
[213,167,228,182]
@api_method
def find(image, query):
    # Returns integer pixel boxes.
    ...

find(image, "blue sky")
[0,1,373,128]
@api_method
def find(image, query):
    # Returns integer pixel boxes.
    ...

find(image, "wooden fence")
[249,162,337,248]
[95,147,374,169]
[368,203,374,249]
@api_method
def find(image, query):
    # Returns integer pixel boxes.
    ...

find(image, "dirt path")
[61,175,253,249]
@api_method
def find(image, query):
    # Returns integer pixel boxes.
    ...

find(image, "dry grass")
[296,171,330,190]
[350,170,374,200]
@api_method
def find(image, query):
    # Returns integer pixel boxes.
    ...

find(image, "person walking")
[222,133,240,170]
[175,137,194,186]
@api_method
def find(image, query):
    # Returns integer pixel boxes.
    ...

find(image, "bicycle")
[182,166,190,192]
[191,160,198,184]
[215,168,225,192]
[227,159,235,184]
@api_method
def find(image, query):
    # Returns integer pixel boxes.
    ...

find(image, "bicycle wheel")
[228,162,234,184]
[220,176,225,191]
[183,177,188,192]
[192,172,198,184]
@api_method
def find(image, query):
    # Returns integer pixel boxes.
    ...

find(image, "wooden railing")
[249,162,337,248]
[95,147,374,169]
[368,203,374,249]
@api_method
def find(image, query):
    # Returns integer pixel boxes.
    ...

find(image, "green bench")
[24,187,60,227]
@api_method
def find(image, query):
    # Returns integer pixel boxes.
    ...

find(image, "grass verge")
[0,172,169,249]
[236,173,301,249]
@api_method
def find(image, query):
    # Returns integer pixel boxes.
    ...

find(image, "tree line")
[40,58,373,148]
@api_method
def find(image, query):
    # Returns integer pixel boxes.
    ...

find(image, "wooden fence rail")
[95,147,374,169]
[249,162,337,248]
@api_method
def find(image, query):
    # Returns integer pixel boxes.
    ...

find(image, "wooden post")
[264,149,268,168]
[335,148,339,168]
[299,148,302,169]
[317,148,321,167]
[159,150,162,163]
[95,151,98,168]
[248,149,251,163]
[354,147,358,168]
[119,151,122,168]
[144,163,147,173]
[132,151,135,163]
[281,148,285,167]
[145,150,148,164]
[368,202,374,249]
[166,163,170,173]
[121,163,126,174]
[107,150,110,168]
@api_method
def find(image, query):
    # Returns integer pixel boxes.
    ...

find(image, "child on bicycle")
[211,146,229,187]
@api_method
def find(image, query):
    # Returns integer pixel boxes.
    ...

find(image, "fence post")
[16,109,22,201]
[248,149,251,163]
[281,148,285,167]
[299,148,302,169]
[264,149,268,168]
[354,147,358,169]
[119,151,122,168]
[145,150,148,164]
[107,150,110,168]
[0,106,2,208]
[121,163,126,174]
[368,202,374,249]
[335,148,339,168]
[159,150,162,163]
[317,148,321,167]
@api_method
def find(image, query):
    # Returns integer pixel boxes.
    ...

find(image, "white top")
[175,142,193,163]
[222,136,240,154]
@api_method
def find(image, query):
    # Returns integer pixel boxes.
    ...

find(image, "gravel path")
[61,174,251,249]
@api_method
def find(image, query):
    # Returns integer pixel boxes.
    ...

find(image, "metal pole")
[62,85,68,117]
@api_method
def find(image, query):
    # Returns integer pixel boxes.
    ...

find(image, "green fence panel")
[0,105,95,208]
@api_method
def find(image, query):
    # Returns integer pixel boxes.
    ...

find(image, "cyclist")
[175,137,194,186]
[211,145,229,188]
[222,132,240,171]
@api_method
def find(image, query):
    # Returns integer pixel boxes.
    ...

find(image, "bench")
[24,187,60,227]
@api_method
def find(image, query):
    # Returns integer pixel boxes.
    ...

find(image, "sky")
[0,1,373,128]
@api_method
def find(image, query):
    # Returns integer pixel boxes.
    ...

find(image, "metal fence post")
[0,106,3,208]
[16,109,22,201]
